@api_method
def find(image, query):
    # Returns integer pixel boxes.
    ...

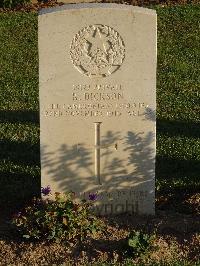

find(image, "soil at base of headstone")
[0,209,199,265]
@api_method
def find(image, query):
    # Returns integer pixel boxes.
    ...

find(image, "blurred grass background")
[0,13,40,208]
[0,4,199,212]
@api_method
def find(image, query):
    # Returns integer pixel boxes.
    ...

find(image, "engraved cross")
[94,122,118,185]
[77,122,118,185]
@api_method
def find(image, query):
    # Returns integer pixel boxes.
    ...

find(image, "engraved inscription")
[44,102,150,118]
[44,83,153,118]
[70,25,125,77]
[73,92,124,101]
[74,189,148,200]
[72,84,124,101]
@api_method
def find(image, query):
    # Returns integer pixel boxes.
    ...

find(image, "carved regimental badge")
[70,25,125,78]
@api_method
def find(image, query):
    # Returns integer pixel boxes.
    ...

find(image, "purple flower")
[88,193,98,201]
[41,185,51,196]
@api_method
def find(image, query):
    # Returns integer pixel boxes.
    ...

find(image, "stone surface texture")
[39,3,157,215]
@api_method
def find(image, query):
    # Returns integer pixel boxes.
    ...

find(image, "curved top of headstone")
[39,0,156,215]
[39,3,156,16]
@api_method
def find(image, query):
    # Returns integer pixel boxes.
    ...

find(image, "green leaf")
[23,235,30,239]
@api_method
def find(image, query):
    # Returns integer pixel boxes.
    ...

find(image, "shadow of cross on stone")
[77,122,118,185]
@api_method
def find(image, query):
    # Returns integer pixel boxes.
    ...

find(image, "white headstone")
[39,3,156,215]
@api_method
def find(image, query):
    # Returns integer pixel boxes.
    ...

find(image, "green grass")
[0,12,40,207]
[155,4,200,212]
[0,5,200,210]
